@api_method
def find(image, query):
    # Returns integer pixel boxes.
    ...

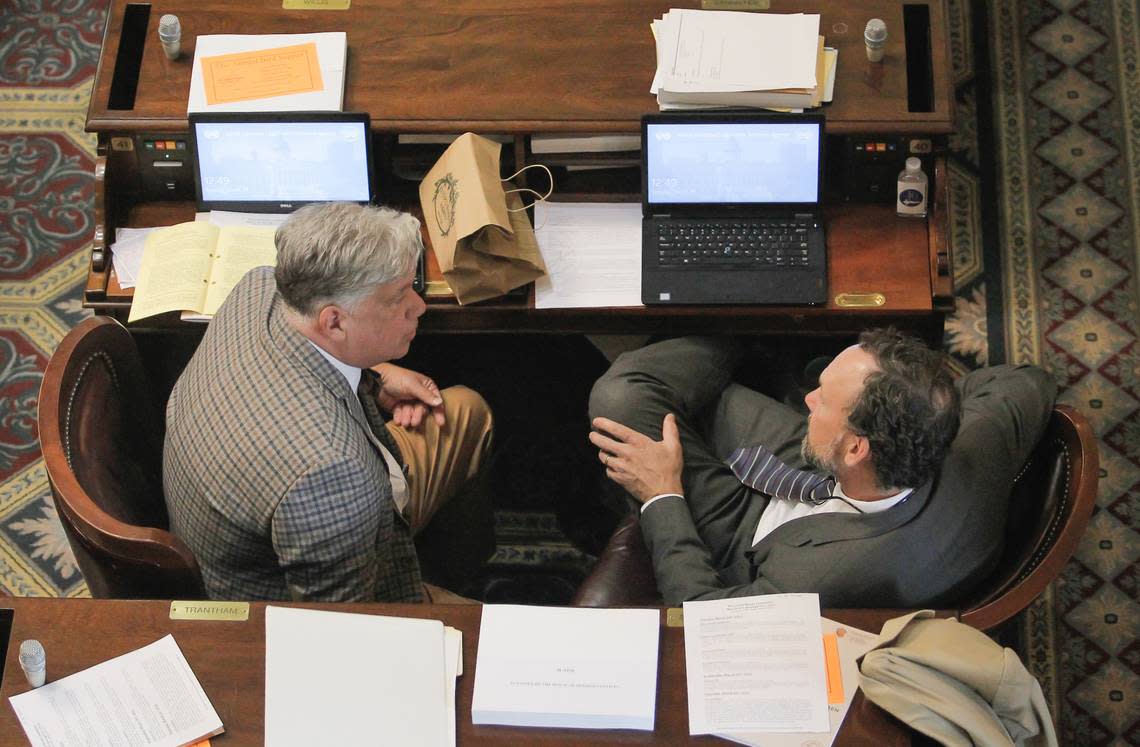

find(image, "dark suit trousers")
[589,336,809,568]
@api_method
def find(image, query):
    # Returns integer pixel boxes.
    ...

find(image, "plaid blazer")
[163,267,423,602]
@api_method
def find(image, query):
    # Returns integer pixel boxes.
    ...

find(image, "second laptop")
[641,113,827,305]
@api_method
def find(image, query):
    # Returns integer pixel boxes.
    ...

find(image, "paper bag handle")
[502,164,554,213]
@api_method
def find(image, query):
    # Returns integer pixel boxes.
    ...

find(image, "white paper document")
[683,594,829,734]
[472,604,660,730]
[445,626,463,747]
[717,618,880,747]
[112,226,159,288]
[8,634,223,747]
[265,606,454,747]
[657,11,820,93]
[196,210,291,228]
[187,32,347,113]
[533,202,642,309]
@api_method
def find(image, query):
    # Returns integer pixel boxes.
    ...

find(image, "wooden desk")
[0,598,915,745]
[87,0,952,135]
[84,0,955,335]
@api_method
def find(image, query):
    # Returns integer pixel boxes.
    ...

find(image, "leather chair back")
[957,405,1097,629]
[39,317,205,599]
[573,406,1098,630]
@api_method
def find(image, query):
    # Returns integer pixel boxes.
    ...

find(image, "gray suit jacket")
[640,364,1057,608]
[164,267,422,602]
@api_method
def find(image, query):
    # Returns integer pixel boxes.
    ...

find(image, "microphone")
[19,640,45,688]
[158,14,182,61]
[864,18,888,63]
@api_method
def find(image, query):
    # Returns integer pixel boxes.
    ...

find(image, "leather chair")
[572,405,1098,631]
[39,317,205,599]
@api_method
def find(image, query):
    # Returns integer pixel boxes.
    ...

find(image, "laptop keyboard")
[655,220,820,268]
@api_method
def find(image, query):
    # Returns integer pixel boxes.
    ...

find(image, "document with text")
[188,33,346,113]
[717,618,880,747]
[684,594,829,734]
[472,604,660,730]
[8,634,223,747]
[661,11,819,93]
[533,202,642,309]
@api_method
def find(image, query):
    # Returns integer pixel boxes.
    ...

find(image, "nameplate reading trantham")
[701,0,770,9]
[282,0,351,8]
[169,601,250,621]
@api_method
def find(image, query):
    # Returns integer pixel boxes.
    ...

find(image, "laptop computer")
[641,112,827,305]
[188,111,375,213]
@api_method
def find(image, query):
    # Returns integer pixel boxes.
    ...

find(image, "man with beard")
[587,329,1054,608]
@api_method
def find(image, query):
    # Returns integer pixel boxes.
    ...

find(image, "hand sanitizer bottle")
[896,157,927,218]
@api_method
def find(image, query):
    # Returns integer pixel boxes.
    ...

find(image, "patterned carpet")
[984,1,1140,742]
[2,0,1138,742]
[0,0,102,597]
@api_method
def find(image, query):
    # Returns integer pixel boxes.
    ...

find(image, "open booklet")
[128,221,277,322]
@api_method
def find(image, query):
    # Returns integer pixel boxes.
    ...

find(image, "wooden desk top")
[0,598,913,745]
[88,199,943,336]
[87,0,952,135]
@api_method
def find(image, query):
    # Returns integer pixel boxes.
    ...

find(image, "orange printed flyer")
[200,42,323,105]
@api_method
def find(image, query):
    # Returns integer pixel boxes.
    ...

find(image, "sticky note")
[200,42,323,105]
[823,633,843,705]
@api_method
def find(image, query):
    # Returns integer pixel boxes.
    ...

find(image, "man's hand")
[371,363,445,428]
[589,414,684,503]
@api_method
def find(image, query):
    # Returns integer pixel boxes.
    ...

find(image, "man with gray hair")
[164,202,493,603]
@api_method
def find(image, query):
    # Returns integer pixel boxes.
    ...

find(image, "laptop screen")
[190,112,374,212]
[644,118,822,206]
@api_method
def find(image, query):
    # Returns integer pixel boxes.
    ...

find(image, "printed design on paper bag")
[432,173,459,237]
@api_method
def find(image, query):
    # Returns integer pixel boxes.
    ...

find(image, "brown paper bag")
[418,133,546,305]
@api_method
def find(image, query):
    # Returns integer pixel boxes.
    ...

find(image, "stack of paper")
[683,594,830,735]
[651,10,832,111]
[533,201,642,309]
[715,617,880,747]
[9,635,223,747]
[188,32,347,113]
[472,604,660,730]
[264,606,463,747]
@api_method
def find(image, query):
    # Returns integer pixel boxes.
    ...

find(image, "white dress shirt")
[641,483,913,548]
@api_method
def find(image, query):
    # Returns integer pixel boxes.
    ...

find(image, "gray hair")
[274,202,422,316]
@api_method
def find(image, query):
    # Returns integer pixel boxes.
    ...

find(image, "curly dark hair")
[846,328,962,490]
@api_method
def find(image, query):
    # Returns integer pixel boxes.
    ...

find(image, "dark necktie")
[355,368,404,464]
[727,444,836,506]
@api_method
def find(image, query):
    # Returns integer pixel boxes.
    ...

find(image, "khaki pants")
[385,385,493,604]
